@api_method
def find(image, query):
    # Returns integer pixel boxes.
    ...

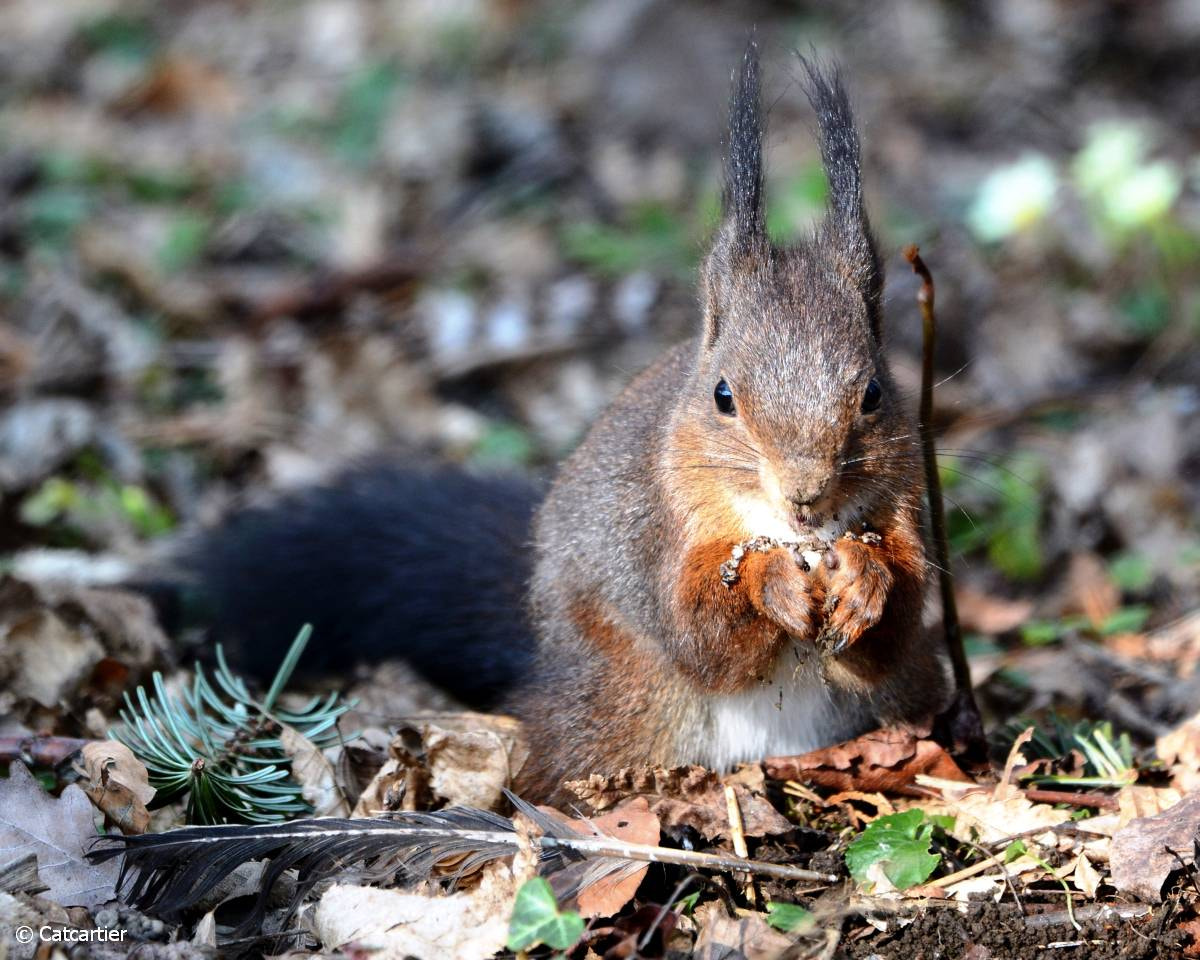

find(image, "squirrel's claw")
[818,624,852,657]
[818,538,893,653]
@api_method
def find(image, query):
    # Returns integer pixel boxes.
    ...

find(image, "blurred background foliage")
[0,0,1198,727]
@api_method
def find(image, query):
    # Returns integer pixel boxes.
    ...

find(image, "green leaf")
[1003,839,1027,864]
[1119,286,1171,338]
[766,901,815,933]
[1019,619,1069,647]
[674,891,700,915]
[332,62,402,166]
[118,484,175,537]
[25,187,92,248]
[158,214,211,273]
[470,423,537,468]
[988,520,1043,581]
[20,477,79,526]
[1107,552,1153,593]
[507,878,584,952]
[1098,605,1150,636]
[845,810,941,891]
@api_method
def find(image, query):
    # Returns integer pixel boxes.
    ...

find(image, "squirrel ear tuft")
[723,39,767,250]
[704,39,767,347]
[797,54,884,338]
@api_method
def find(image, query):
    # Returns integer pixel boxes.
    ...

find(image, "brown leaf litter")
[565,764,792,840]
[79,740,156,835]
[766,726,974,795]
[352,712,528,815]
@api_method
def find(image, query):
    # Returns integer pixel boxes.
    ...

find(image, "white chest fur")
[687,646,872,770]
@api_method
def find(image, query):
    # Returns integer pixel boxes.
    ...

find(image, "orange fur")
[671,539,822,692]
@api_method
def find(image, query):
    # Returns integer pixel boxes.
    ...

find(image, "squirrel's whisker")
[933,361,974,389]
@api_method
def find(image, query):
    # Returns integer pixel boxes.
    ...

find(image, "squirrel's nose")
[780,462,835,508]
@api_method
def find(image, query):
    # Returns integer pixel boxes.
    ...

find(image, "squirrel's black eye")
[861,378,883,413]
[714,379,735,415]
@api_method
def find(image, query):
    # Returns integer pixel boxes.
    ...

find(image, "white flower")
[1072,121,1182,230]
[1072,122,1145,197]
[967,153,1059,243]
[1103,161,1182,228]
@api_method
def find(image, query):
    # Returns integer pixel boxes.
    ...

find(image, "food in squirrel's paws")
[718,530,883,587]
[721,531,889,657]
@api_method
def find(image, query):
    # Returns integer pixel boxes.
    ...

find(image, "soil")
[840,901,1186,960]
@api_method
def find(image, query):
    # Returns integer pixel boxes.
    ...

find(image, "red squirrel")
[190,46,950,803]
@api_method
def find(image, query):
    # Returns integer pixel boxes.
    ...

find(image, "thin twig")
[903,244,984,758]
[637,873,704,952]
[1022,788,1118,811]
[537,833,838,883]
[724,785,757,906]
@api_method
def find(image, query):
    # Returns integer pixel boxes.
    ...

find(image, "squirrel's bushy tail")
[187,463,541,708]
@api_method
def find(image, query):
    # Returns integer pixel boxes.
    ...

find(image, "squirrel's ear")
[703,39,767,347]
[798,55,884,340]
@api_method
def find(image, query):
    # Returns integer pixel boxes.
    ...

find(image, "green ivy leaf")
[507,877,584,952]
[766,901,815,933]
[845,810,941,891]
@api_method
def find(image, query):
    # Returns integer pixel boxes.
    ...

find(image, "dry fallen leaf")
[1115,784,1183,829]
[279,724,351,818]
[565,765,791,840]
[765,726,973,794]
[1065,551,1120,627]
[1110,789,1199,903]
[955,585,1034,634]
[117,56,240,116]
[80,740,156,834]
[944,871,1006,903]
[0,576,168,710]
[0,762,118,907]
[351,756,413,816]
[420,713,528,809]
[692,900,794,960]
[353,712,527,814]
[551,796,660,919]
[1177,917,1200,959]
[311,852,535,960]
[1072,852,1102,898]
[0,579,103,708]
[919,729,1072,866]
[1157,710,1200,794]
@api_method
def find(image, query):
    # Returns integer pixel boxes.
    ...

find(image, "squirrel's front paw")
[818,536,893,654]
[747,549,819,640]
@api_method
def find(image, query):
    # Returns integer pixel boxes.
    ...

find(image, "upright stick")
[903,245,985,758]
